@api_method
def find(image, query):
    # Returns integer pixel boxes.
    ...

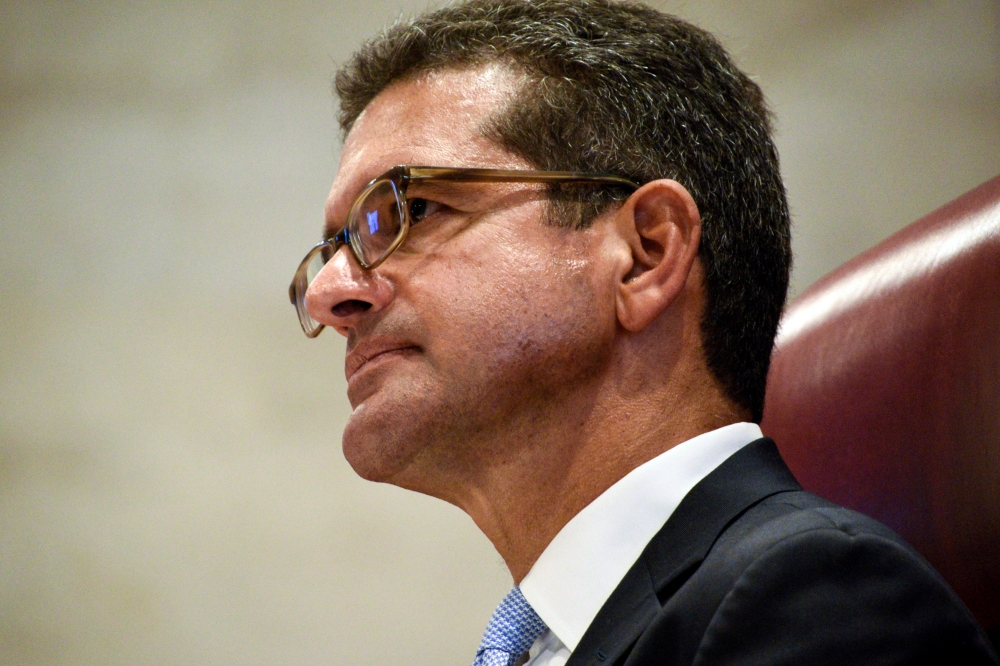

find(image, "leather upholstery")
[762,174,1000,635]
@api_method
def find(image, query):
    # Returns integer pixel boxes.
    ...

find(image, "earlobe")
[615,180,701,332]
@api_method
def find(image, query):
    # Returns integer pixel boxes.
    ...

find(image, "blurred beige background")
[1,1,997,664]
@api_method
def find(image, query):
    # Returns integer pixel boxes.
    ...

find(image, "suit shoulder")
[625,491,998,665]
[691,491,996,664]
[725,489,914,555]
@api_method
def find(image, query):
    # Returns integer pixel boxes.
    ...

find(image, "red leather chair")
[762,174,1000,644]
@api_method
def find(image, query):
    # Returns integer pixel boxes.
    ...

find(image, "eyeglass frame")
[289,165,641,338]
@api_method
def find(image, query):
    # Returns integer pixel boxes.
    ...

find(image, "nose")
[304,245,394,337]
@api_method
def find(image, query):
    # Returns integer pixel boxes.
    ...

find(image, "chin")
[342,408,391,482]
[341,398,425,484]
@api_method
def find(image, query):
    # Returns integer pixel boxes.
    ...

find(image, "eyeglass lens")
[350,179,405,267]
[293,177,406,336]
[294,243,332,337]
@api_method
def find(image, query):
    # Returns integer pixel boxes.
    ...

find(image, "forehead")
[327,65,529,214]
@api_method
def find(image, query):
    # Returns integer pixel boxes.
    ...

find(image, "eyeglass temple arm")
[404,167,639,190]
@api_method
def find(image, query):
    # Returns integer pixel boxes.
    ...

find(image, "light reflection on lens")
[351,179,403,266]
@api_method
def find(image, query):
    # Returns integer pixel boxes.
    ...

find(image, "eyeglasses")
[289,165,639,337]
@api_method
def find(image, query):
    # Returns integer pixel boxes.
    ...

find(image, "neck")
[443,354,748,583]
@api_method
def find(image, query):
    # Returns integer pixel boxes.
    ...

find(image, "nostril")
[332,299,372,317]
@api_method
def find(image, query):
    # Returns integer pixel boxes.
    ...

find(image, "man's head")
[333,0,791,424]
[303,0,790,507]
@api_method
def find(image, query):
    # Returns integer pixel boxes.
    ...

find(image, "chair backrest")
[762,174,1000,637]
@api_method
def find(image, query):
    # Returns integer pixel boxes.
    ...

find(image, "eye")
[407,198,444,224]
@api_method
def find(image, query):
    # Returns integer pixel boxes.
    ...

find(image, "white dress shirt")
[518,422,764,666]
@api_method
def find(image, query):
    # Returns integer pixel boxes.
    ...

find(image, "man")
[289,1,998,664]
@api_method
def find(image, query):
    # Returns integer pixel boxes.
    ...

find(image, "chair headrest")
[762,174,1000,632]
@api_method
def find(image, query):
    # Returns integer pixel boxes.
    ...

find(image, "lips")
[345,340,419,383]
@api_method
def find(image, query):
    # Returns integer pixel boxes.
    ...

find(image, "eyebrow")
[408,178,518,202]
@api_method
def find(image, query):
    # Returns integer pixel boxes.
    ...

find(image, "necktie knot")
[472,587,548,666]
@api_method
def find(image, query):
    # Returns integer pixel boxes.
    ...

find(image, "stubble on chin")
[341,374,433,484]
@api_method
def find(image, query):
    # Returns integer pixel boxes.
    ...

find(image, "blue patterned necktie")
[472,586,548,666]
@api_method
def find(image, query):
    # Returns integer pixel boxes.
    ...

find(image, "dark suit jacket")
[564,438,998,666]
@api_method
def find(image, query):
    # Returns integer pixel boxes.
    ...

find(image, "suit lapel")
[564,438,800,666]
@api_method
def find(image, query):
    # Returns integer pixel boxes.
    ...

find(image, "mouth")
[345,342,420,385]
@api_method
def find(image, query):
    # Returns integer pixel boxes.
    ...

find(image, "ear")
[613,179,702,332]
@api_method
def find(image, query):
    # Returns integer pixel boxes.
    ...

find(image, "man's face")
[308,66,621,498]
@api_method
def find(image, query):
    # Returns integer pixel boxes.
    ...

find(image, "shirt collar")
[519,422,762,651]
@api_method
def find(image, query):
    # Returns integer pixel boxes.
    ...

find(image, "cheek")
[411,231,614,379]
